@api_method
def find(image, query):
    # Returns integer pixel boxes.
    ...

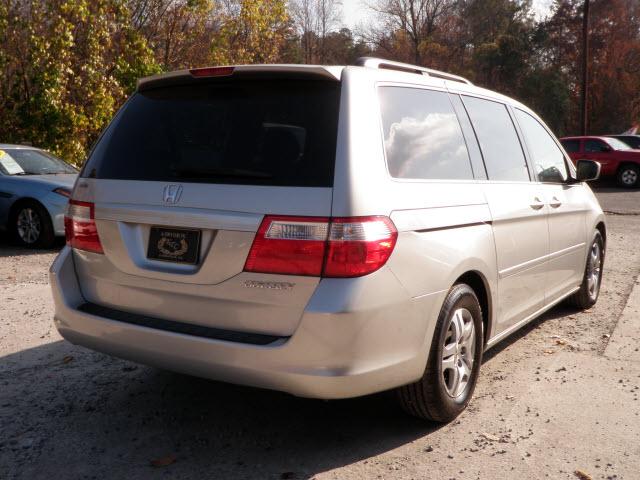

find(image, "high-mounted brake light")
[189,66,235,78]
[64,200,103,254]
[244,215,397,278]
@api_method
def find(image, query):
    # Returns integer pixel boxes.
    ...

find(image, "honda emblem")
[162,185,183,204]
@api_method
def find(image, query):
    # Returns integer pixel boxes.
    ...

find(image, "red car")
[560,136,640,188]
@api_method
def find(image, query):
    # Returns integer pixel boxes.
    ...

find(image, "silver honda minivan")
[50,58,605,422]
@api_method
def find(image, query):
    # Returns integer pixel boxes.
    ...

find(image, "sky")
[341,0,555,30]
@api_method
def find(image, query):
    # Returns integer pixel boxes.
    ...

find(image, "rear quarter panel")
[333,67,499,343]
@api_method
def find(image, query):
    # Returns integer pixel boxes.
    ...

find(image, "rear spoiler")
[137,65,344,92]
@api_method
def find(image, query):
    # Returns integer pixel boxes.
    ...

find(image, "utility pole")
[580,0,590,135]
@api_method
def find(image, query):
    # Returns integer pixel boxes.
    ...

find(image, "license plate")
[147,226,201,264]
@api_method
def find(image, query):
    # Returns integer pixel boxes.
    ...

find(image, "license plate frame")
[147,226,201,265]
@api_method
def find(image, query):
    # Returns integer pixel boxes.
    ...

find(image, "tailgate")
[70,75,341,337]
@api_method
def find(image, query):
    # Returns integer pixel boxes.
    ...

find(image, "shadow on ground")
[482,303,580,363]
[1,337,440,479]
[0,232,64,258]
[0,297,582,479]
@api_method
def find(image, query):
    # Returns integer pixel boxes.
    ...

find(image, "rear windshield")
[82,79,341,187]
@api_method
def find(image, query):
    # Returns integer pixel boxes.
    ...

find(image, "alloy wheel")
[441,307,476,398]
[16,207,41,245]
[621,169,638,186]
[587,240,602,301]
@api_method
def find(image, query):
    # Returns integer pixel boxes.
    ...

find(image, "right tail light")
[244,215,397,278]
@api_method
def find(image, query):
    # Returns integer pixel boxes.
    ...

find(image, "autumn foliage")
[0,0,638,166]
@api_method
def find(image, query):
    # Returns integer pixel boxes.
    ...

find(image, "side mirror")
[575,159,601,182]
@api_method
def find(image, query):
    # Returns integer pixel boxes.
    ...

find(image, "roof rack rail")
[355,57,473,85]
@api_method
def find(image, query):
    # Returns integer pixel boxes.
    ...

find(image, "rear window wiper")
[171,166,273,179]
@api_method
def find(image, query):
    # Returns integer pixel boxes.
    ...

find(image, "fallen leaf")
[151,454,177,467]
[480,433,499,442]
[543,349,555,355]
[62,356,74,364]
[574,469,592,480]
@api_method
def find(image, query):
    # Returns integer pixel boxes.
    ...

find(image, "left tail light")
[64,200,103,254]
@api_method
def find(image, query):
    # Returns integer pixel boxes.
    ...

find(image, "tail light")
[323,217,398,277]
[64,200,103,254]
[244,215,397,278]
[244,216,329,276]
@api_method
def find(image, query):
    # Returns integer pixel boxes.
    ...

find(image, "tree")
[210,0,289,64]
[290,0,343,63]
[540,0,640,135]
[0,0,160,165]
[366,0,457,64]
[128,0,217,69]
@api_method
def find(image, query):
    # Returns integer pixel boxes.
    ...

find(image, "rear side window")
[560,139,580,153]
[82,80,341,187]
[462,96,529,182]
[379,87,473,180]
[515,109,568,183]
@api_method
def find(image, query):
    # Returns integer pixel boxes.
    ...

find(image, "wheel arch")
[454,270,492,347]
[7,196,55,239]
[595,221,606,249]
[616,162,640,185]
[8,196,48,222]
[616,161,640,173]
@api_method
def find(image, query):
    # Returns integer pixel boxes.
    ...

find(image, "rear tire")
[567,231,604,310]
[397,283,484,422]
[616,164,639,188]
[10,200,55,248]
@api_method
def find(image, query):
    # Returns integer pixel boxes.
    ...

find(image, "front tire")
[10,201,55,248]
[568,231,604,310]
[616,164,639,188]
[397,283,484,422]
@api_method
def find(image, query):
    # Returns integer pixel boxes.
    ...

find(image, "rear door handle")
[549,196,562,208]
[530,197,545,210]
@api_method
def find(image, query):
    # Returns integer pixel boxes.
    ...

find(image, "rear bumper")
[50,246,445,399]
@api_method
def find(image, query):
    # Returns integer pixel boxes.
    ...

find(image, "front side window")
[515,109,568,183]
[462,96,529,182]
[585,139,611,153]
[379,87,473,180]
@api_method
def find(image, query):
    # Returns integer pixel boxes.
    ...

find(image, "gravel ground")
[590,180,640,215]
[1,191,640,480]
